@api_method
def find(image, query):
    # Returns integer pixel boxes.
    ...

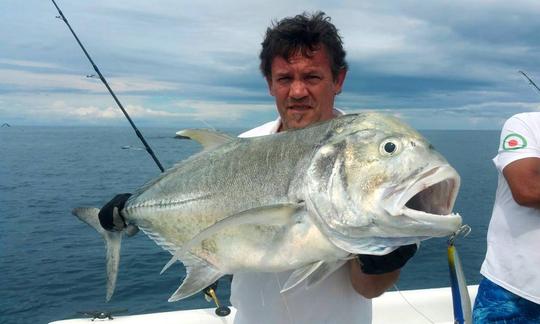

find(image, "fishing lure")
[447,225,472,324]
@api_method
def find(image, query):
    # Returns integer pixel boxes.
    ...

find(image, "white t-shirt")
[480,112,540,304]
[231,112,372,324]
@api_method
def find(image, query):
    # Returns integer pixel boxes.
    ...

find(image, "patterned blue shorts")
[473,277,540,323]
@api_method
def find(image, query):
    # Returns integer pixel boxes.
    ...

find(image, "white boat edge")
[49,285,478,324]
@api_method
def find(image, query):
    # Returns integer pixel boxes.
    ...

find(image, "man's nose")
[289,80,308,99]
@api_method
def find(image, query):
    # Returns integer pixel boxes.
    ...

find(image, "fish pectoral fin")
[280,260,346,293]
[179,203,302,257]
[281,261,325,293]
[72,207,122,302]
[163,203,301,275]
[175,129,234,151]
[168,255,223,302]
[304,259,347,290]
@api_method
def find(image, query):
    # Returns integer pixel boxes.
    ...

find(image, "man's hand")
[357,244,417,275]
[98,193,132,231]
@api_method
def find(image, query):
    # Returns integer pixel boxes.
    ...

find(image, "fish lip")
[385,165,461,225]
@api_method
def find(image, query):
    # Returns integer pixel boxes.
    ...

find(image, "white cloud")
[0,58,60,69]
[0,90,274,126]
[344,100,540,130]
[0,69,179,93]
[2,0,540,128]
[172,100,274,120]
[48,102,187,120]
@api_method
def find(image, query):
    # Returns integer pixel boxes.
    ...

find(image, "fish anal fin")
[161,254,178,275]
[175,129,234,151]
[168,255,223,302]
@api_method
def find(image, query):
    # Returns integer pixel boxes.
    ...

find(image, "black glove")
[98,193,132,231]
[357,243,417,275]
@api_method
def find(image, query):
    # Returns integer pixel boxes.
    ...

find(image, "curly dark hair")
[259,11,348,80]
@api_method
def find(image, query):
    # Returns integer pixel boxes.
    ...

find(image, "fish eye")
[384,142,396,153]
[379,138,400,156]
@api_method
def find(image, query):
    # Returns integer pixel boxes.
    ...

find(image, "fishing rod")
[519,70,540,95]
[50,0,165,172]
[51,2,230,314]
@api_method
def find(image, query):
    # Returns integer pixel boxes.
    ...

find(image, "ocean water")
[1,125,499,324]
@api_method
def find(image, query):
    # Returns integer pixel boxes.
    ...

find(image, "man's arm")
[503,157,540,209]
[349,260,399,298]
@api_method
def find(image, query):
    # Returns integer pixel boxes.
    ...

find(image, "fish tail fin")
[72,207,122,302]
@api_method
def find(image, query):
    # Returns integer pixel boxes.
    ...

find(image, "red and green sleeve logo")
[502,133,527,150]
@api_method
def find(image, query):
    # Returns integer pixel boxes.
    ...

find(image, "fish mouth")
[387,165,462,233]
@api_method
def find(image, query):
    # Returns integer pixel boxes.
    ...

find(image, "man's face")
[267,47,346,131]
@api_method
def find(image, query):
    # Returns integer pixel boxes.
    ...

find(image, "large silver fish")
[73,112,462,302]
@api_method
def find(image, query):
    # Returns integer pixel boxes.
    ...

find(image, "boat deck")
[50,285,478,323]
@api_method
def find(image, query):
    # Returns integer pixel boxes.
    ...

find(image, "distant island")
[1,123,10,127]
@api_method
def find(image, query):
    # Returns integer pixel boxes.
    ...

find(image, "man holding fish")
[230,12,418,324]
[97,11,422,323]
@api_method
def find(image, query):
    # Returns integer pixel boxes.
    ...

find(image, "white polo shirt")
[480,112,540,304]
[230,111,372,324]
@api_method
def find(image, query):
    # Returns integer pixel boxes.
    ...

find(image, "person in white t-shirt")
[97,11,417,324]
[473,112,540,322]
[229,12,417,324]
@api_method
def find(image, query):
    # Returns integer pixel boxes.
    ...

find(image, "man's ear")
[334,69,347,94]
[266,76,275,96]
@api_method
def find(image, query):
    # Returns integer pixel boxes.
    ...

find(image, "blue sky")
[2,0,540,130]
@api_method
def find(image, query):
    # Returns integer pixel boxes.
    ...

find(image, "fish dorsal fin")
[175,129,234,150]
[160,203,302,275]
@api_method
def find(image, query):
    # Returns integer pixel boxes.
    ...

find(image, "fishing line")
[274,273,294,324]
[393,224,471,324]
[50,0,164,172]
[393,284,435,324]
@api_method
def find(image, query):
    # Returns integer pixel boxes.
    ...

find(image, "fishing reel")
[204,281,231,317]
[77,309,127,321]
